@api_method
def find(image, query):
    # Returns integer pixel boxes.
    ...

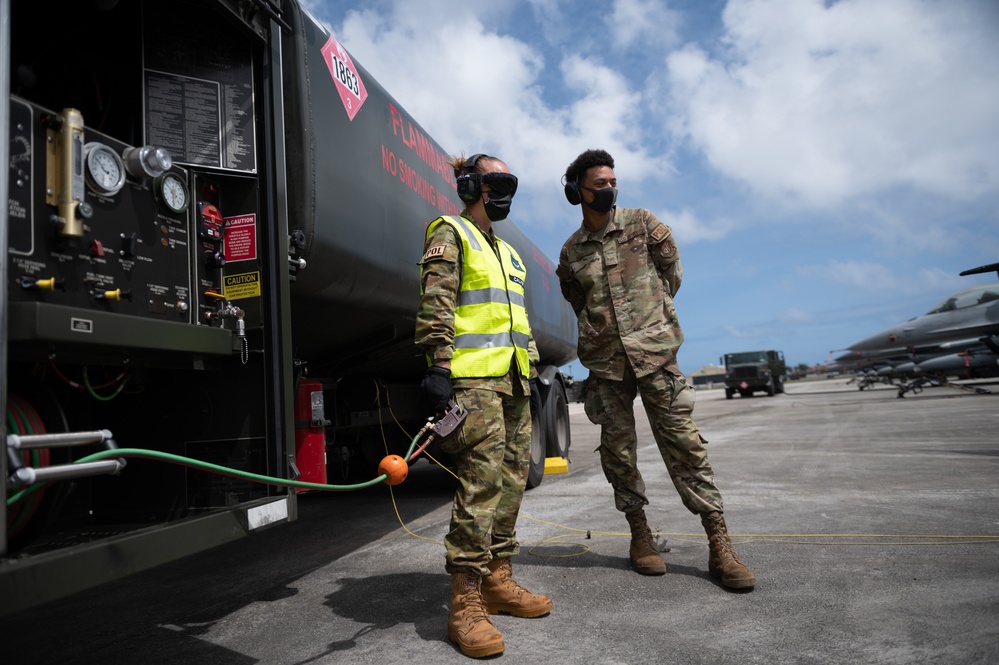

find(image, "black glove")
[529,378,539,396]
[421,365,453,414]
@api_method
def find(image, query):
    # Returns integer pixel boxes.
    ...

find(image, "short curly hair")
[564,149,615,184]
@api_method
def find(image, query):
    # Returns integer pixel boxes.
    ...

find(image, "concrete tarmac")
[4,378,999,664]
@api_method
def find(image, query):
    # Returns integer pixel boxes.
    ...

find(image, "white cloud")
[796,260,969,294]
[799,260,905,289]
[665,0,999,207]
[721,322,778,339]
[777,307,816,324]
[658,207,736,243]
[609,0,683,49]
[558,55,654,160]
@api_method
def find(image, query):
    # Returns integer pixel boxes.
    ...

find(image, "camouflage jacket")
[556,207,684,380]
[416,216,539,395]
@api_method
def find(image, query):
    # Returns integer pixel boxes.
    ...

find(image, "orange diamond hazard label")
[321,35,368,121]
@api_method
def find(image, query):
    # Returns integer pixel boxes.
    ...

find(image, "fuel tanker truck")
[0,0,577,615]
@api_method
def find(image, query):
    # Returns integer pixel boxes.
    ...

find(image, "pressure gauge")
[83,142,126,196]
[154,172,190,214]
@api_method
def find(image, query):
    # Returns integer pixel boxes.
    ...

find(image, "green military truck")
[722,350,787,398]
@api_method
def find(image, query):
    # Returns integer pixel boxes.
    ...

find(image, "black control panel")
[5,98,245,358]
[8,98,194,320]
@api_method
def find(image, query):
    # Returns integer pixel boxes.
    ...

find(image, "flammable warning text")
[223,271,261,300]
[381,145,461,216]
[389,103,454,187]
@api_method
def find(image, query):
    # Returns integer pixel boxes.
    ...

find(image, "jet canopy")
[925,285,999,315]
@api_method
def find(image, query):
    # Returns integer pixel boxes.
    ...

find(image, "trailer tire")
[544,381,571,460]
[527,387,546,489]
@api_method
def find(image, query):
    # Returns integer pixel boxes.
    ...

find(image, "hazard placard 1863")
[321,35,368,121]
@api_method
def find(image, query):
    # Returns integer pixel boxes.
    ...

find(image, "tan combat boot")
[480,558,553,618]
[448,571,505,658]
[701,511,756,589]
[625,509,667,575]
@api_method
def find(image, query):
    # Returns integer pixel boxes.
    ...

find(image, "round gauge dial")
[84,142,126,196]
[154,172,190,214]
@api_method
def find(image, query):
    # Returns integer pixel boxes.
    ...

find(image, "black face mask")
[582,186,617,213]
[483,193,513,221]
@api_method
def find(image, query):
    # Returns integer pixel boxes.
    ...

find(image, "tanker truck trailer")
[0,0,577,616]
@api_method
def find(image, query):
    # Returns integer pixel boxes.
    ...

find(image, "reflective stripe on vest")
[425,215,531,379]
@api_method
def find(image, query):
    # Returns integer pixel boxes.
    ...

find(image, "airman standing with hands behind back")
[416,153,552,659]
[556,148,756,590]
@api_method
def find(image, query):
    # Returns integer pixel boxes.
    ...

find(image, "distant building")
[689,364,726,388]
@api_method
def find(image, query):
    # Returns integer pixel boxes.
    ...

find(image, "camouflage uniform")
[556,207,723,516]
[416,217,540,576]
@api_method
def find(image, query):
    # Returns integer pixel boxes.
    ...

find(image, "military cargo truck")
[722,350,786,398]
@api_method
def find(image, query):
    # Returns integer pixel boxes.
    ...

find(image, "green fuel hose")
[6,432,423,507]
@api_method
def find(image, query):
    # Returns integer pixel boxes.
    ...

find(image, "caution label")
[224,213,257,262]
[224,271,261,300]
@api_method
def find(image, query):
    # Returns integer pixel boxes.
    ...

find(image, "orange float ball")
[378,454,409,486]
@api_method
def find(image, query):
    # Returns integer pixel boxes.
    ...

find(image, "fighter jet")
[838,262,999,396]
[833,345,951,369]
[830,341,972,377]
[847,281,999,353]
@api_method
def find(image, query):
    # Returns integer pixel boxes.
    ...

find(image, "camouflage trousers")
[443,385,531,576]
[584,364,723,516]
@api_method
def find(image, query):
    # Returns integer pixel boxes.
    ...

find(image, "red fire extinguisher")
[294,378,328,490]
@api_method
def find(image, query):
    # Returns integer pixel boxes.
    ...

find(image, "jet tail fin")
[959,262,999,279]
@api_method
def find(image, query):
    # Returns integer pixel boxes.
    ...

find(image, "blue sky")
[304,0,999,378]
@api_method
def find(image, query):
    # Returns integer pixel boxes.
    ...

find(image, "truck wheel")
[527,386,546,489]
[544,381,571,459]
[725,388,734,400]
[765,380,775,397]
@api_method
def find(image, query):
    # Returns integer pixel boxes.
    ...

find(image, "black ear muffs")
[456,153,486,203]
[563,178,581,205]
[456,173,481,202]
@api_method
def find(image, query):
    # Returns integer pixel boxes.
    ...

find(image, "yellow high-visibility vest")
[424,215,531,379]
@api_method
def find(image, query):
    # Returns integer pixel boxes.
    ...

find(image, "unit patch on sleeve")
[422,244,447,262]
[649,223,670,243]
[659,237,676,257]
[649,223,676,257]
